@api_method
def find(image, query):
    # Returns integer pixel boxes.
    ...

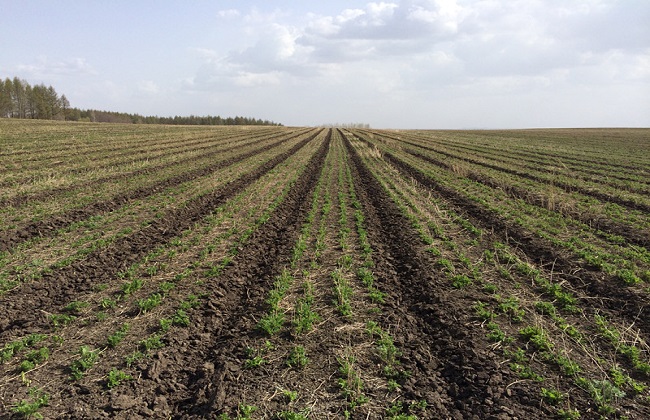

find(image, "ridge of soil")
[0,129,314,252]
[376,131,650,214]
[379,148,650,337]
[404,149,650,248]
[0,131,321,343]
[342,132,545,418]
[60,130,331,419]
[0,129,277,187]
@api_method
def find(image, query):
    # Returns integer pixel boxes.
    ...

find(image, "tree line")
[0,76,281,126]
[77,110,281,126]
[0,77,70,120]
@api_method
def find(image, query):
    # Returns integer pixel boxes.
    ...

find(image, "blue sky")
[1,0,649,128]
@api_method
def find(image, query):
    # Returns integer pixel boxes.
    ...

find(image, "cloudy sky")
[1,0,649,128]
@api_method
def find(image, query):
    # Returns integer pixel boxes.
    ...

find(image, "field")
[1,119,649,419]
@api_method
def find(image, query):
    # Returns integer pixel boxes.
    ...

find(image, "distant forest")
[0,77,282,126]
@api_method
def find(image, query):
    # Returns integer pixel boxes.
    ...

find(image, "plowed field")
[1,120,649,419]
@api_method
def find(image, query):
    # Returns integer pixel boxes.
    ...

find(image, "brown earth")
[0,131,319,343]
[1,126,648,419]
[0,128,314,252]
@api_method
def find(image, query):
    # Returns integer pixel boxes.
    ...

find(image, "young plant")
[557,408,581,420]
[257,310,285,336]
[100,297,116,309]
[293,300,320,336]
[473,301,496,321]
[106,368,132,389]
[541,387,564,405]
[332,270,353,317]
[138,293,163,313]
[139,334,165,353]
[520,325,553,351]
[159,318,173,332]
[576,378,625,415]
[244,346,266,369]
[11,388,49,419]
[486,322,507,342]
[451,274,472,289]
[337,355,368,411]
[122,277,143,296]
[70,346,100,380]
[106,323,130,348]
[387,379,400,392]
[179,294,201,310]
[125,351,145,367]
[159,281,175,295]
[281,389,298,403]
[49,313,75,329]
[237,404,257,419]
[377,333,400,366]
[63,300,89,314]
[498,297,525,322]
[19,347,49,372]
[172,309,191,327]
[276,411,308,420]
[286,346,308,369]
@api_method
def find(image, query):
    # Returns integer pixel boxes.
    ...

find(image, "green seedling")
[486,322,507,342]
[49,314,75,329]
[19,347,49,372]
[276,411,308,420]
[11,388,49,419]
[159,318,173,332]
[293,298,320,335]
[107,323,130,348]
[258,311,284,336]
[106,368,132,389]
[520,325,553,351]
[100,298,116,309]
[70,346,100,380]
[282,389,298,402]
[451,274,472,288]
[138,293,163,313]
[125,351,145,367]
[557,409,581,420]
[122,278,143,296]
[139,334,164,352]
[541,387,564,405]
[63,301,89,314]
[287,346,308,368]
[498,297,525,322]
[172,309,191,327]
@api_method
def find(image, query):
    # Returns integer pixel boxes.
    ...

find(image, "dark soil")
[405,149,650,248]
[377,130,650,214]
[342,132,546,418]
[0,128,314,252]
[0,131,319,343]
[379,148,650,337]
[1,126,648,420]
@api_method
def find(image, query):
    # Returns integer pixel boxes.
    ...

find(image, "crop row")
[1,122,648,418]
[344,129,650,418]
[0,126,311,228]
[353,131,650,292]
[0,126,329,417]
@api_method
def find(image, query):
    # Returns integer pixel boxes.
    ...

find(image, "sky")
[1,0,649,128]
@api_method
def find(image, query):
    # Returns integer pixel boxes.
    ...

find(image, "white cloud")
[182,0,649,127]
[234,71,282,87]
[15,56,96,79]
[217,9,240,19]
[138,80,160,94]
